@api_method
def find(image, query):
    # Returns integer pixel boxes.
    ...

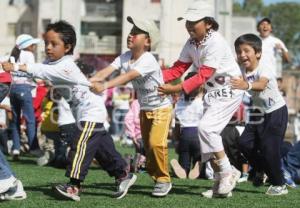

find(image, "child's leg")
[178,134,191,175]
[260,106,288,186]
[140,106,172,183]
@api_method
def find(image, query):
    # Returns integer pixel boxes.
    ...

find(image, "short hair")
[46,20,76,55]
[234,33,262,54]
[203,17,219,31]
[256,17,271,30]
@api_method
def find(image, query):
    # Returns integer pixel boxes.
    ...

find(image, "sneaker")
[152,182,172,197]
[0,180,26,201]
[55,183,81,201]
[170,159,187,179]
[12,149,20,161]
[201,173,232,198]
[188,161,201,180]
[238,173,249,183]
[0,176,16,194]
[113,173,137,199]
[29,149,44,157]
[218,167,240,195]
[266,185,288,196]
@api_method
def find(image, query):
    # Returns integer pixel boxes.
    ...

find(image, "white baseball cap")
[16,34,40,50]
[178,0,215,22]
[127,16,160,51]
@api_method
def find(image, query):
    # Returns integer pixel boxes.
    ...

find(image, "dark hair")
[183,72,202,101]
[234,33,262,54]
[256,17,271,29]
[9,46,21,62]
[203,17,219,31]
[46,20,76,55]
[75,60,94,77]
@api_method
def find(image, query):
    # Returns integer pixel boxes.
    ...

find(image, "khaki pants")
[140,106,172,183]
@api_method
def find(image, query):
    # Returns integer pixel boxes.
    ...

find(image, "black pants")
[178,127,201,174]
[221,125,247,171]
[66,121,128,181]
[239,105,288,186]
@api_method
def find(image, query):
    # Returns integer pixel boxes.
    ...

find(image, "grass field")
[2,143,300,208]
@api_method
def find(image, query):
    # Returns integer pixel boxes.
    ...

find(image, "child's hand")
[230,77,248,90]
[158,84,182,95]
[89,76,104,83]
[1,62,14,72]
[90,82,105,93]
[0,104,11,112]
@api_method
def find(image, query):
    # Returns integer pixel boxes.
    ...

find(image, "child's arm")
[163,60,192,83]
[2,62,91,87]
[89,65,116,82]
[230,77,268,91]
[158,65,215,95]
[91,70,140,93]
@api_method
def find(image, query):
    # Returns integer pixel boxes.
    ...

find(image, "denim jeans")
[282,141,300,183]
[9,84,35,151]
[0,150,14,180]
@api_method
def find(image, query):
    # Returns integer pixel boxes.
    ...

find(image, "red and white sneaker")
[55,183,81,201]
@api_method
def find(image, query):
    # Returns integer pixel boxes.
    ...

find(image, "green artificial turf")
[2,143,300,208]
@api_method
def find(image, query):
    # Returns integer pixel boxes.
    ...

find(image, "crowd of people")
[0,0,297,203]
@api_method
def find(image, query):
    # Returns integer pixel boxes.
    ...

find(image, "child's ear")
[64,44,72,54]
[256,52,262,59]
[145,38,151,51]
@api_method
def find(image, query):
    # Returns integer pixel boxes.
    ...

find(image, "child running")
[231,33,288,196]
[1,20,136,201]
[90,16,173,197]
[157,0,243,198]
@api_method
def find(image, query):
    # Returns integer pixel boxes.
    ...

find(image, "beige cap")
[178,0,215,22]
[127,16,160,51]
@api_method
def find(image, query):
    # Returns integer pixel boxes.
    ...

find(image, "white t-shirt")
[175,95,204,127]
[12,50,35,85]
[179,31,241,92]
[260,35,288,77]
[111,51,172,110]
[243,62,286,113]
[0,97,10,125]
[27,55,107,123]
[57,97,75,126]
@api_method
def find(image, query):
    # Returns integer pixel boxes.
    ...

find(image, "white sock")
[216,156,232,173]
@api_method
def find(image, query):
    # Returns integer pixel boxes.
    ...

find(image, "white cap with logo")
[16,34,41,50]
[178,0,215,22]
[127,16,160,51]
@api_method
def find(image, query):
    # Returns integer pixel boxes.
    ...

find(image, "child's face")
[236,43,261,71]
[44,30,71,61]
[258,21,272,38]
[185,20,211,42]
[127,26,150,51]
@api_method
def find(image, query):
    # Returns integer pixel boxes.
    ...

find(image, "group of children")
[0,0,292,202]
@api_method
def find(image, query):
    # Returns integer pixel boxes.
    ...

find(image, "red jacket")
[0,72,11,83]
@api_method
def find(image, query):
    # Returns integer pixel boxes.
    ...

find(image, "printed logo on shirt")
[204,87,233,104]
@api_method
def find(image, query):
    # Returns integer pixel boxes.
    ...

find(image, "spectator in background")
[9,34,41,159]
[257,17,291,78]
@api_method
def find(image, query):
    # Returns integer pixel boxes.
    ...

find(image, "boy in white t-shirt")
[231,33,288,196]
[90,16,173,197]
[257,17,290,77]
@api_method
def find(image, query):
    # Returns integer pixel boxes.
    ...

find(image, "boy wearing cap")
[157,0,243,198]
[9,34,41,159]
[257,17,290,78]
[90,16,173,197]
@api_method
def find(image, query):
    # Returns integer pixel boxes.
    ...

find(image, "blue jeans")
[0,150,14,180]
[282,141,300,183]
[9,84,36,151]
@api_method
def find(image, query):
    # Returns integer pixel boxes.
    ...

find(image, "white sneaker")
[218,167,240,195]
[0,180,27,201]
[0,176,16,194]
[266,185,288,196]
[201,173,232,198]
